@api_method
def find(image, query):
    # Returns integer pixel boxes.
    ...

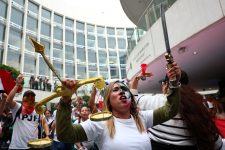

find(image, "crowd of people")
[0,61,225,150]
[29,75,52,92]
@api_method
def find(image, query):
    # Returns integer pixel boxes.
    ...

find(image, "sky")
[36,0,135,27]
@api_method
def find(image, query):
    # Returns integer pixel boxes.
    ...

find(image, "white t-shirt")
[52,110,59,142]
[81,110,153,150]
[74,119,95,149]
[137,94,166,110]
[9,102,40,149]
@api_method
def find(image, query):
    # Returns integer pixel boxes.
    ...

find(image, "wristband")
[169,82,181,88]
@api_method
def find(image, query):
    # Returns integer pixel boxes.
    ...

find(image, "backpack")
[0,106,21,143]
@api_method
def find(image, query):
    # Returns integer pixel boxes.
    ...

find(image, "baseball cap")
[23,90,36,97]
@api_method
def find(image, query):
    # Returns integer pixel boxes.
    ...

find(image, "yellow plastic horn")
[35,76,105,114]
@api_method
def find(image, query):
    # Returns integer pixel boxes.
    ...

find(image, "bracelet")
[169,82,181,88]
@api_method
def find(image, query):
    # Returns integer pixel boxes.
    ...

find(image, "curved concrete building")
[121,0,225,93]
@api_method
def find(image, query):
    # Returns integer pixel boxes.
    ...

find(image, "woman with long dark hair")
[180,85,221,150]
[132,71,222,150]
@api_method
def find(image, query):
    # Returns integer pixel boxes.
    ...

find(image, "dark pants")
[51,141,73,150]
[151,140,198,150]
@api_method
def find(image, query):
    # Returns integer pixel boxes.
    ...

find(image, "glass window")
[87,24,95,33]
[99,71,108,80]
[65,63,75,78]
[87,39,95,48]
[27,15,38,32]
[99,66,108,71]
[76,21,84,31]
[108,37,116,49]
[107,27,115,35]
[65,18,74,28]
[117,28,124,36]
[87,34,95,40]
[0,48,3,64]
[65,30,74,43]
[40,39,50,56]
[53,60,63,76]
[89,65,97,71]
[98,50,107,64]
[0,23,5,42]
[25,35,36,52]
[77,47,86,62]
[89,65,97,78]
[9,28,22,48]
[53,43,63,59]
[77,64,86,79]
[89,71,97,78]
[39,57,49,76]
[65,45,74,60]
[54,14,63,24]
[119,51,127,64]
[117,38,126,49]
[88,50,96,63]
[41,22,51,37]
[28,1,38,14]
[76,32,85,46]
[109,51,117,64]
[0,1,7,18]
[7,49,20,70]
[97,26,105,34]
[42,8,51,19]
[126,28,134,39]
[110,66,119,79]
[54,27,62,41]
[11,7,23,26]
[13,0,24,6]
[97,36,106,48]
[87,35,95,48]
[121,67,126,79]
[24,53,36,74]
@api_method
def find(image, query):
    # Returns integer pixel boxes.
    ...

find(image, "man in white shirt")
[6,74,49,150]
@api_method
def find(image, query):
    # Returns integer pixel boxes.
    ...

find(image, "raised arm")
[130,72,152,90]
[153,62,181,125]
[6,74,23,109]
[0,93,8,115]
[88,85,98,113]
[42,117,50,138]
[56,79,87,143]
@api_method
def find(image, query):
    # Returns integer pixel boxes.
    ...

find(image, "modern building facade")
[0,0,137,88]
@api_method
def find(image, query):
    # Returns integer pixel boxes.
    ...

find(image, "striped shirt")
[131,89,223,149]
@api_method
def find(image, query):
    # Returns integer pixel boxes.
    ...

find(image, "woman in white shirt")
[56,62,181,150]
